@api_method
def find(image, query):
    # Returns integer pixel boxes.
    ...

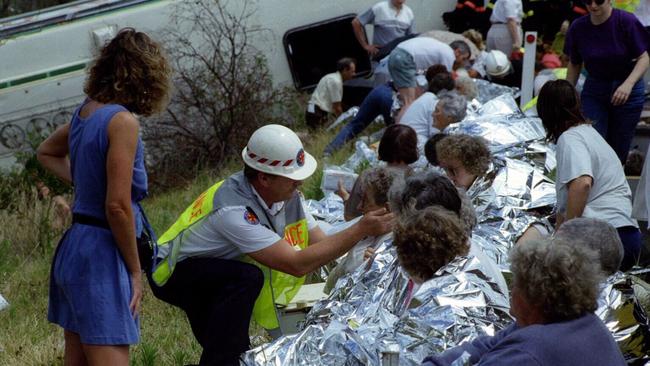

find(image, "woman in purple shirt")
[565,0,650,164]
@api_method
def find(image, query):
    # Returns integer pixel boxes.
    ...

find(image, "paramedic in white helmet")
[147,124,394,366]
[484,49,522,88]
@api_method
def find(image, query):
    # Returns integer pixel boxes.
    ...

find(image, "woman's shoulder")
[613,8,639,23]
[567,14,590,32]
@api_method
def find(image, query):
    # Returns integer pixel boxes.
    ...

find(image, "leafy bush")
[142,0,295,188]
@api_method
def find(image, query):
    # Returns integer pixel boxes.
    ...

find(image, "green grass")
[0,124,361,365]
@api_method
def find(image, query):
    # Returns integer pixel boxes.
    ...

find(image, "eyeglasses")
[583,0,605,5]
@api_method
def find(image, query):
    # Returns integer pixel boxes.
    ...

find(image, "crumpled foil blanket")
[242,82,649,365]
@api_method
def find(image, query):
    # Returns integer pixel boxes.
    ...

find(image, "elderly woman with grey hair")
[422,239,626,366]
[555,218,650,361]
[455,76,478,101]
[400,90,467,145]
[554,217,624,274]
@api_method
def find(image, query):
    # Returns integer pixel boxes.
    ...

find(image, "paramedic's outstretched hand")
[130,271,143,318]
[359,207,395,237]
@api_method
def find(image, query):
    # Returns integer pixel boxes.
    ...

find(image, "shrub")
[142,0,293,188]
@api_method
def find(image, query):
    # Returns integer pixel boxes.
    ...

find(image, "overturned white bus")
[0,0,455,169]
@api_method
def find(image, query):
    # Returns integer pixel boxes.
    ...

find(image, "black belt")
[72,213,110,230]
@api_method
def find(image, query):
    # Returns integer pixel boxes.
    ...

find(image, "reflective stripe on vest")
[151,180,225,286]
[522,68,567,112]
[152,172,309,329]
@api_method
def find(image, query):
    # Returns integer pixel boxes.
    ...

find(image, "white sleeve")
[211,207,281,253]
[327,76,343,104]
[503,0,523,21]
[556,133,593,186]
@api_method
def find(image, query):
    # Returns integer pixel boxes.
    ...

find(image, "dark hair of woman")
[424,133,448,165]
[378,124,419,164]
[425,64,450,83]
[84,27,172,116]
[537,79,589,143]
[428,72,455,94]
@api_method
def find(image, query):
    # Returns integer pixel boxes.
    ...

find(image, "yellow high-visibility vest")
[152,172,309,329]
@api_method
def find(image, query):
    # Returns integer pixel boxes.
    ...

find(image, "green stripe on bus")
[49,63,86,77]
[0,62,87,90]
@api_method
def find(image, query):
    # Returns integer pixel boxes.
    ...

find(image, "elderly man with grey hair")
[554,217,624,274]
[422,239,626,366]
[400,90,467,146]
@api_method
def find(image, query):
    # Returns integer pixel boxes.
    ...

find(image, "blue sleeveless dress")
[47,101,148,345]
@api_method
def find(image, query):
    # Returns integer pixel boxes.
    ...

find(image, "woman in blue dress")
[37,28,171,365]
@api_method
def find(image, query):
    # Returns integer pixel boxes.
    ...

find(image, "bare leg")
[64,331,88,366]
[82,344,129,366]
[396,87,416,123]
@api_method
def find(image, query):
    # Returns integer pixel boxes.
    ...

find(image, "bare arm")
[566,62,582,86]
[352,17,379,55]
[37,123,72,184]
[248,208,394,277]
[564,175,593,221]
[612,51,649,106]
[332,102,343,116]
[506,18,521,49]
[105,111,142,315]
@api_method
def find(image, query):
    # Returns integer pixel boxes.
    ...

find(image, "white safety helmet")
[485,50,512,78]
[242,124,317,180]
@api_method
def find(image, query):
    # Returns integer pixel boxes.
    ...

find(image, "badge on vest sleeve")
[244,208,260,225]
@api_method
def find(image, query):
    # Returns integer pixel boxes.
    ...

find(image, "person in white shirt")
[537,79,641,271]
[148,125,394,365]
[487,0,524,57]
[352,0,415,57]
[305,58,356,128]
[388,38,470,114]
[401,88,467,146]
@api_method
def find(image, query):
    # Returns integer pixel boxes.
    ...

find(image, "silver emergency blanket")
[327,107,359,131]
[473,79,519,105]
[244,80,649,364]
[243,237,512,365]
[0,293,7,311]
[597,272,650,364]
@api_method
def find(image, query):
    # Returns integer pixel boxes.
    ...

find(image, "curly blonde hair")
[84,28,172,116]
[394,206,469,282]
[437,134,491,176]
[510,238,604,322]
[462,29,485,51]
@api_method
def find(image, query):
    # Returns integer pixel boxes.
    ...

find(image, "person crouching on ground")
[148,124,394,365]
[422,238,626,366]
[305,58,357,128]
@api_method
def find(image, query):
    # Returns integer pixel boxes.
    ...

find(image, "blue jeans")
[617,226,642,271]
[581,78,645,164]
[324,83,394,155]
